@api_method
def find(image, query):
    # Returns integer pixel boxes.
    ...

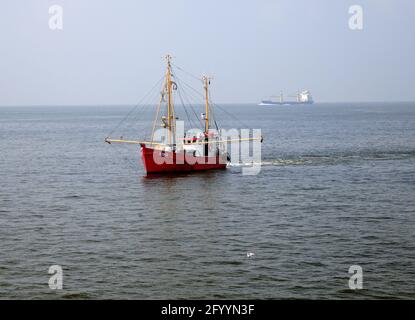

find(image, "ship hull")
[259,100,314,106]
[140,144,227,174]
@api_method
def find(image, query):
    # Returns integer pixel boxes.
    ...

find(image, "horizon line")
[1,100,415,108]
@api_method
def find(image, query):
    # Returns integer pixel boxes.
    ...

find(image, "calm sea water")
[0,102,414,299]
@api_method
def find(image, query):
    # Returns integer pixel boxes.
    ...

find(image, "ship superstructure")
[259,90,314,105]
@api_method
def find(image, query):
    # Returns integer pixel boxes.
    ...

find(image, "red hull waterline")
[140,144,227,174]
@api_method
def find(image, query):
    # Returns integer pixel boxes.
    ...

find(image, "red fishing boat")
[105,55,261,174]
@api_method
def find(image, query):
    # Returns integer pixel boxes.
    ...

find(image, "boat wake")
[228,149,415,167]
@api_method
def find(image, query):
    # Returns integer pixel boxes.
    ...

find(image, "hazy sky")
[0,0,414,105]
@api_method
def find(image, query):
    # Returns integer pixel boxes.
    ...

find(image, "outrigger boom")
[105,137,262,146]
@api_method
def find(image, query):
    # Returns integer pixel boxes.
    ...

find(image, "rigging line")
[135,79,166,140]
[210,100,251,129]
[181,101,196,130]
[109,76,164,139]
[173,68,249,131]
[214,119,220,131]
[125,74,166,141]
[129,79,161,122]
[173,76,204,128]
[171,67,217,130]
[183,87,210,129]
[173,73,204,107]
[176,85,196,129]
[173,68,219,131]
[171,62,203,83]
[207,91,215,121]
[171,70,207,114]
[180,87,204,129]
[209,93,221,122]
[129,92,159,139]
[107,74,165,137]
[171,91,177,144]
[172,71,205,99]
[171,65,247,130]
[206,92,221,133]
[104,141,139,173]
[180,82,203,106]
[177,82,200,129]
[128,76,166,131]
[143,81,164,141]
[150,94,164,144]
[207,94,219,131]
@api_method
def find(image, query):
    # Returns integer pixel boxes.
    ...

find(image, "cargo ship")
[259,90,314,106]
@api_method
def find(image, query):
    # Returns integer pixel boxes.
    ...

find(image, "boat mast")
[166,54,174,145]
[203,76,210,135]
[203,76,211,156]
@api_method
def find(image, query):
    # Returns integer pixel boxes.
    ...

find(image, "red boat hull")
[140,144,227,174]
